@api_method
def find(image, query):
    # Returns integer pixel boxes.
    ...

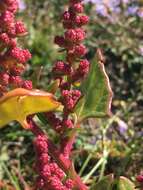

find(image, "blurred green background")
[0,0,143,189]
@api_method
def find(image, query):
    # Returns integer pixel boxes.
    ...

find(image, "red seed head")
[9,75,23,87]
[0,33,10,45]
[0,11,14,27]
[3,0,19,13]
[49,163,65,180]
[9,39,17,47]
[75,15,89,26]
[15,21,27,35]
[63,11,71,21]
[75,28,85,42]
[80,15,89,25]
[38,153,50,165]
[65,29,77,42]
[22,80,33,90]
[48,175,65,190]
[74,44,87,57]
[65,28,85,43]
[65,179,74,189]
[62,119,74,129]
[53,61,71,75]
[72,90,81,100]
[41,164,51,180]
[54,36,65,47]
[33,135,48,154]
[71,3,84,13]
[79,59,89,68]
[0,72,9,85]
[9,47,31,63]
[22,49,32,62]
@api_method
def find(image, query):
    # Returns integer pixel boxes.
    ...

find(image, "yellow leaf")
[0,88,61,129]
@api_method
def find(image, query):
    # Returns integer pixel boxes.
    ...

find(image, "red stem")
[61,124,80,158]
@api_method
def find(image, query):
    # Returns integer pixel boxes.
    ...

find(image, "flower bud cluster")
[0,0,18,13]
[0,0,32,95]
[45,112,74,134]
[33,135,74,190]
[52,61,72,76]
[45,0,90,161]
[53,0,90,111]
[61,89,81,112]
[33,0,90,189]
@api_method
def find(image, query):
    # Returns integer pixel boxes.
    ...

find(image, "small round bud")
[33,135,48,154]
[75,15,89,26]
[80,15,89,25]
[54,36,65,47]
[65,28,85,43]
[75,28,85,42]
[74,44,87,57]
[65,179,74,189]
[71,3,84,13]
[9,47,31,63]
[22,80,33,90]
[49,163,64,180]
[15,21,27,35]
[38,153,50,164]
[62,11,71,20]
[0,11,14,27]
[9,75,22,86]
[0,33,10,45]
[65,29,77,42]
[41,164,51,180]
[0,72,9,85]
[53,61,72,75]
[62,119,74,129]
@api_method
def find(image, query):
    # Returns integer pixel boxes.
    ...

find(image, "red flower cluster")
[52,61,72,76]
[33,135,74,190]
[40,0,90,172]
[0,0,32,95]
[71,59,90,82]
[49,0,90,129]
[45,111,74,134]
[31,3,90,188]
[0,0,18,13]
[0,1,89,190]
[45,0,90,157]
[9,0,90,189]
[62,90,81,112]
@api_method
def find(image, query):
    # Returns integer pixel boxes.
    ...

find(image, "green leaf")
[0,88,61,129]
[75,49,113,121]
[116,177,135,190]
[91,174,114,190]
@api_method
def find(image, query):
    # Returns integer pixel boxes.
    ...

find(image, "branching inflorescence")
[47,0,89,157]
[32,0,90,189]
[0,0,32,96]
[0,0,90,190]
